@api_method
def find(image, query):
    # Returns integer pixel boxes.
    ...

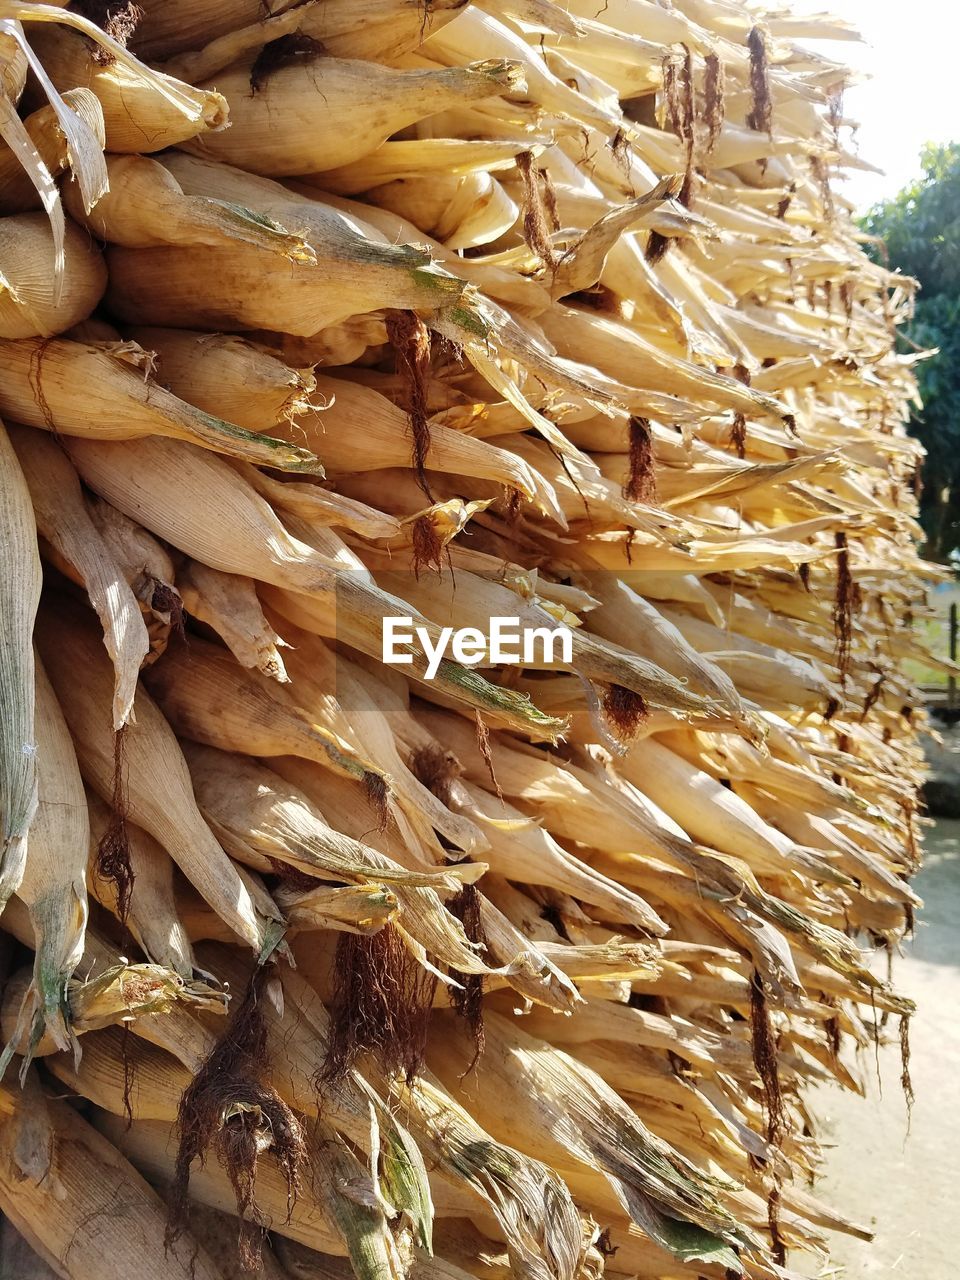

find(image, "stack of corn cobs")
[0,2,936,1278]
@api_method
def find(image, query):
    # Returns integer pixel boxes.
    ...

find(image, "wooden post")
[950,601,958,709]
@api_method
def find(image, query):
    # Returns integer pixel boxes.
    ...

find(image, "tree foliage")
[861,142,960,558]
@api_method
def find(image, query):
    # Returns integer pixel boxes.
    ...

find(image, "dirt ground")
[798,819,959,1278]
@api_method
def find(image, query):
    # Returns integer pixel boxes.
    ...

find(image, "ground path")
[798,819,959,1277]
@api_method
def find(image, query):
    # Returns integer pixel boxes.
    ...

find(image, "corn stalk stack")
[0,2,940,1278]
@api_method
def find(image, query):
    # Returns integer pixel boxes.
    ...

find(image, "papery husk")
[0,87,103,215]
[177,560,290,683]
[320,137,531,197]
[159,0,470,80]
[129,0,298,60]
[272,374,563,522]
[263,581,567,742]
[271,626,488,854]
[272,763,579,1010]
[378,1067,586,1280]
[64,434,566,740]
[582,576,752,730]
[66,432,333,588]
[279,939,582,1278]
[135,0,464,62]
[143,634,376,784]
[0,1070,224,1280]
[185,56,525,177]
[320,192,550,311]
[430,1009,756,1266]
[64,152,316,262]
[199,942,436,1252]
[0,336,320,469]
[0,28,27,103]
[148,150,468,323]
[277,882,399,935]
[0,210,105,337]
[9,423,148,728]
[101,1112,371,1263]
[616,734,804,878]
[239,463,400,541]
[538,305,793,426]
[548,175,690,300]
[44,1022,192,1124]
[420,6,621,136]
[376,562,716,718]
[128,326,315,431]
[0,891,224,1023]
[178,741,442,891]
[35,597,282,955]
[84,494,182,663]
[28,21,227,153]
[0,6,935,1277]
[369,170,520,251]
[83,960,432,1270]
[0,14,107,301]
[0,895,227,1078]
[104,216,465,336]
[451,779,662,932]
[0,955,220,1058]
[532,12,665,98]
[85,789,195,978]
[0,661,87,1075]
[0,418,41,911]
[269,753,455,871]
[181,745,500,979]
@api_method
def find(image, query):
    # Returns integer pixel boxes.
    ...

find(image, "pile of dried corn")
[0,2,938,1278]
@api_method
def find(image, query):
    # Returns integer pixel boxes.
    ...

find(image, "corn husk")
[271,373,563,520]
[431,1009,753,1263]
[177,560,290,682]
[0,1071,223,1280]
[143,634,376,784]
[0,28,27,103]
[0,419,40,910]
[133,0,461,62]
[0,5,937,1277]
[190,737,438,887]
[0,336,319,469]
[9,423,148,728]
[0,956,222,1060]
[369,170,520,250]
[185,57,524,177]
[128,326,315,431]
[239,463,401,541]
[0,896,228,1092]
[159,0,470,78]
[0,661,86,1079]
[63,152,316,262]
[65,434,566,738]
[0,88,104,216]
[85,790,195,978]
[0,210,105,337]
[103,175,467,334]
[28,23,227,153]
[84,494,182,664]
[35,597,282,956]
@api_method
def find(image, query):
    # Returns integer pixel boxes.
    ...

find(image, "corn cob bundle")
[0,3,938,1279]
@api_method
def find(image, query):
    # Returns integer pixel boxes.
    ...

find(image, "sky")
[790,0,960,210]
